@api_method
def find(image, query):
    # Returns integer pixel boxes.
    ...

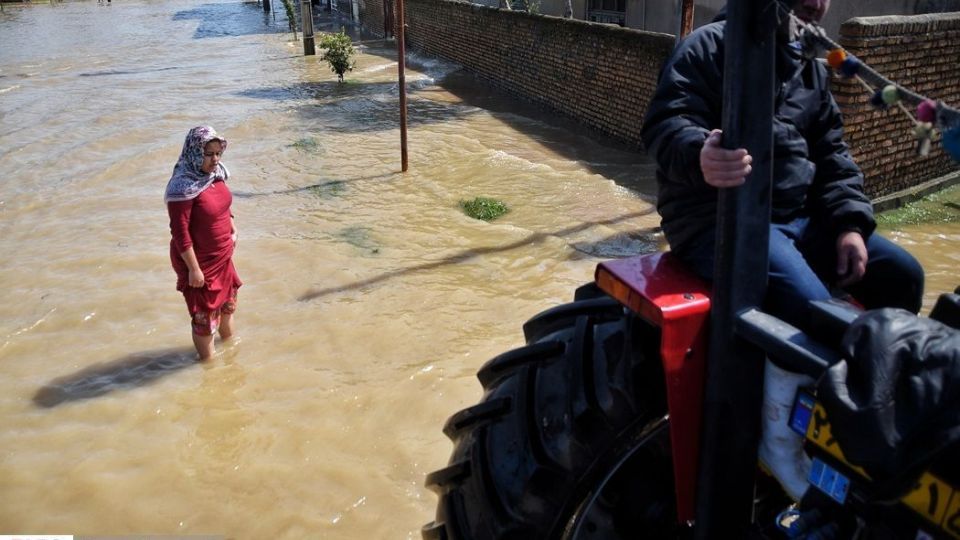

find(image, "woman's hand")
[179,247,205,288]
[188,268,205,288]
[700,129,753,188]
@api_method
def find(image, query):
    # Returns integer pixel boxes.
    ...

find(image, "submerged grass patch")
[460,197,509,221]
[335,225,380,254]
[290,136,322,153]
[876,184,960,228]
[307,180,346,198]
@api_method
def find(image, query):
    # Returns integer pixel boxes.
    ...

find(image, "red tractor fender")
[595,252,711,524]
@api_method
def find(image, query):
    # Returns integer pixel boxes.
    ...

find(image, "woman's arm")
[168,200,205,287]
[179,246,205,287]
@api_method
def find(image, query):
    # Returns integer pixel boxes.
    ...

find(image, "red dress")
[168,179,242,314]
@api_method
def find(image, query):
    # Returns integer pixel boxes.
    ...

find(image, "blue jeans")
[674,216,925,329]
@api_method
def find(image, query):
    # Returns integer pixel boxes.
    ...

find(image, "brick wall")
[356,2,959,197]
[362,0,675,148]
[359,0,389,39]
[834,13,960,197]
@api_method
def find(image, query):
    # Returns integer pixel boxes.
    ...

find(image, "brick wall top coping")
[425,0,675,43]
[841,12,960,37]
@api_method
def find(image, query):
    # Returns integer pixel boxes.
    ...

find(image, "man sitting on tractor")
[640,0,925,500]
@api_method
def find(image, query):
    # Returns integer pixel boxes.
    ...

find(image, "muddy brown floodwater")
[0,1,956,538]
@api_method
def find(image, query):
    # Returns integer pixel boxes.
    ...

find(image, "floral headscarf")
[163,126,230,203]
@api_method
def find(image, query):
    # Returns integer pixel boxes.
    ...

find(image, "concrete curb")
[873,170,960,213]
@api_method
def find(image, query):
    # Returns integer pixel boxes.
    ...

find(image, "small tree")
[281,0,298,40]
[319,31,356,82]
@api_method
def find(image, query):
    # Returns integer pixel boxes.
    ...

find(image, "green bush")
[280,0,298,40]
[319,31,356,82]
[460,197,509,221]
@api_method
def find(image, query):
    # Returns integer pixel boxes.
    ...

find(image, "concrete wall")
[355,1,960,197]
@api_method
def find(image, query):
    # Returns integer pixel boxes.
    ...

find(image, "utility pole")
[301,0,315,55]
[694,0,777,537]
[396,0,408,172]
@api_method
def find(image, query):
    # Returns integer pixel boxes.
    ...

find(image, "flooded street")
[0,1,956,538]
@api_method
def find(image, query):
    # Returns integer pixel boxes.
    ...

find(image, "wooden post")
[679,0,694,38]
[396,0,408,172]
[383,0,395,39]
[694,0,776,536]
[301,0,315,55]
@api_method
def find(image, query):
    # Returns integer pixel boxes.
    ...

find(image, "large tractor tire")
[423,288,681,539]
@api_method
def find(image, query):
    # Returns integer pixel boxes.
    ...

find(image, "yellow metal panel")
[941,489,960,539]
[902,472,952,527]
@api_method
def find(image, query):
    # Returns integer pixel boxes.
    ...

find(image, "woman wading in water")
[165,126,242,360]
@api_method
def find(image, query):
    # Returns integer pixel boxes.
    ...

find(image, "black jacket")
[640,18,876,253]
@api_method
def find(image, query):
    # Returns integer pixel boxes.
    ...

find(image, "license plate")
[902,472,960,539]
[793,393,960,539]
[809,457,850,504]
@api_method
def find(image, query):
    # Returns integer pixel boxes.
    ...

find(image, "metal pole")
[301,0,315,55]
[693,0,777,536]
[396,0,408,172]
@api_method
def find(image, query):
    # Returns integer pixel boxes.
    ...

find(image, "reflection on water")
[172,1,291,39]
[0,0,956,538]
[179,355,253,489]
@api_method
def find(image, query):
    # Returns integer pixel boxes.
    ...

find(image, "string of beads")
[790,13,960,161]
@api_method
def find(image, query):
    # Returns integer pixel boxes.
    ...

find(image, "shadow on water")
[236,80,397,102]
[439,70,659,194]
[352,46,659,194]
[236,79,483,133]
[33,347,197,408]
[233,172,395,198]
[298,209,661,301]
[79,66,182,78]
[173,1,290,39]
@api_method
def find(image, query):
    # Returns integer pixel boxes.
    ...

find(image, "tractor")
[421,0,960,538]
